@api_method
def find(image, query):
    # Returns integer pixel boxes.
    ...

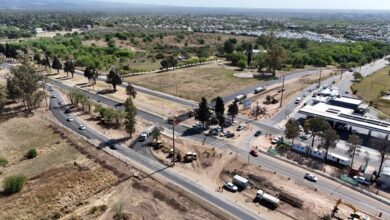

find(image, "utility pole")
[255,102,260,120]
[172,116,176,167]
[318,67,322,88]
[279,75,285,108]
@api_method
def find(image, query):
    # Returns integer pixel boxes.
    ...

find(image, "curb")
[259,149,390,206]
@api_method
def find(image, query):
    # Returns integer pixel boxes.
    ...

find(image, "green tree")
[214,96,225,117]
[64,60,75,78]
[151,126,164,142]
[51,56,62,74]
[0,85,6,112]
[195,97,211,129]
[254,53,267,72]
[33,53,41,65]
[370,137,390,177]
[106,70,122,91]
[227,102,239,123]
[124,97,137,138]
[7,62,44,112]
[25,148,38,159]
[0,157,8,167]
[284,119,300,145]
[266,45,286,76]
[320,128,339,160]
[238,59,247,70]
[84,66,92,82]
[353,72,363,81]
[126,84,137,99]
[43,54,51,70]
[2,174,27,195]
[347,134,362,167]
[304,117,330,149]
[160,59,169,70]
[223,40,235,54]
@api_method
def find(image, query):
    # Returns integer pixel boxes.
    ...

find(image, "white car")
[353,176,370,185]
[192,122,203,129]
[51,94,57,98]
[67,116,74,122]
[223,182,238,192]
[79,125,86,130]
[271,136,282,144]
[236,124,246,131]
[304,173,318,182]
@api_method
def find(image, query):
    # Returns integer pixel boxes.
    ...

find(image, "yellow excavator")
[332,199,370,220]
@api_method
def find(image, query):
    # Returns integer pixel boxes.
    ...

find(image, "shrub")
[2,174,27,195]
[0,157,8,167]
[25,148,38,159]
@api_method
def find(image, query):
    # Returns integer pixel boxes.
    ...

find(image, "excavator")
[331,199,370,220]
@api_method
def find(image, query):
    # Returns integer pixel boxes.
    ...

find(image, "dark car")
[109,144,118,150]
[250,149,259,157]
[254,130,262,137]
[64,109,71,114]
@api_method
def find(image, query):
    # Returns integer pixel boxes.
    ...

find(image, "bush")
[0,157,8,167]
[25,148,38,159]
[2,174,27,195]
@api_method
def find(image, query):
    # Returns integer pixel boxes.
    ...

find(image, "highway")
[47,78,390,219]
[48,87,261,220]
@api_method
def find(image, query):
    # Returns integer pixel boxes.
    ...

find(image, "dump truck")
[256,190,280,208]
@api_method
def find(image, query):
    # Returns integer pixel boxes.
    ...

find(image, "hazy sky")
[110,0,390,10]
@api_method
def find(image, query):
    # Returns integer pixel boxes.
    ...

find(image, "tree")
[25,148,38,159]
[2,174,27,195]
[320,128,339,159]
[51,56,62,74]
[42,54,51,70]
[353,72,363,81]
[238,59,247,70]
[33,54,41,65]
[7,62,44,112]
[254,53,267,72]
[160,59,169,70]
[266,45,286,76]
[227,102,239,123]
[223,40,235,54]
[151,126,164,142]
[126,84,137,99]
[106,70,122,91]
[84,66,92,82]
[347,134,362,167]
[214,96,225,117]
[370,137,390,177]
[247,44,253,66]
[217,114,225,131]
[124,97,137,138]
[64,60,75,77]
[167,56,178,70]
[284,119,300,145]
[0,85,6,112]
[304,117,330,149]
[195,97,211,129]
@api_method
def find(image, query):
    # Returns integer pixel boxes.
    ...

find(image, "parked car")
[250,149,259,157]
[254,130,262,137]
[79,125,86,130]
[271,137,282,144]
[109,144,118,150]
[51,94,57,98]
[192,122,203,129]
[237,124,246,131]
[67,116,74,122]
[304,173,318,182]
[221,131,235,138]
[64,109,71,114]
[299,135,308,140]
[223,182,238,192]
[353,176,370,185]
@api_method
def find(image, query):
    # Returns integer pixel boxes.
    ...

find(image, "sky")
[107,0,390,10]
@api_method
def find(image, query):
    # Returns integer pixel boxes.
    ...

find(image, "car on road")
[304,173,318,182]
[67,116,74,122]
[109,144,118,150]
[192,122,203,129]
[295,97,302,104]
[345,91,349,94]
[254,130,262,137]
[79,124,86,130]
[49,86,53,91]
[299,135,308,140]
[271,136,282,144]
[64,109,71,114]
[51,94,57,98]
[302,93,308,97]
[236,124,246,131]
[353,176,370,186]
[221,130,235,138]
[223,182,238,192]
[250,149,259,157]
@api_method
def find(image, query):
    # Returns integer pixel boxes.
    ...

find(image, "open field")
[351,67,390,116]
[125,62,261,101]
[0,105,221,220]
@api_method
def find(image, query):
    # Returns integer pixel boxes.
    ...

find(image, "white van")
[254,86,266,94]
[234,94,247,103]
[295,97,302,104]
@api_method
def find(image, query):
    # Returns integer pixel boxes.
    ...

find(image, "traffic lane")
[49,89,261,220]
[222,69,319,103]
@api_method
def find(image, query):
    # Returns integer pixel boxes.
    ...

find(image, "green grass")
[351,67,390,115]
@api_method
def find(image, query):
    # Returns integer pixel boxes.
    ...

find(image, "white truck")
[254,86,266,94]
[232,175,249,189]
[234,94,247,103]
[139,125,155,142]
[256,190,280,208]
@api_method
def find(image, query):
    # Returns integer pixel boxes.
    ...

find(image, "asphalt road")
[47,75,390,218]
[48,86,261,220]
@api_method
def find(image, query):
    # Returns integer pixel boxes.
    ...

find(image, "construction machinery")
[332,199,370,220]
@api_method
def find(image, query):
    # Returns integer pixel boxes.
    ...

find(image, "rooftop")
[331,96,363,106]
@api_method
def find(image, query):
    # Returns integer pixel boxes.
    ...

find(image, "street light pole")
[279,75,285,108]
[318,67,322,88]
[172,116,176,167]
